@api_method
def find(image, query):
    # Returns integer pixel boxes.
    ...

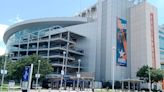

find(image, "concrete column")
[128,81,130,91]
[122,81,124,90]
[133,82,135,91]
[137,83,139,91]
[36,31,40,55]
[82,80,85,91]
[73,80,75,90]
[18,36,21,57]
[60,33,62,38]
[64,79,66,90]
[139,82,141,91]
[64,32,70,90]
[47,31,51,59]
[26,34,30,55]
[57,81,59,89]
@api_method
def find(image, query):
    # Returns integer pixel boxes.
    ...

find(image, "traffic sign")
[1,69,7,74]
[35,74,40,78]
[61,70,64,75]
[8,80,15,88]
[77,73,81,78]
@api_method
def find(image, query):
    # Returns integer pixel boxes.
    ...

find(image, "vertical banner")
[22,67,30,81]
[116,17,127,67]
[22,66,30,90]
[21,64,33,92]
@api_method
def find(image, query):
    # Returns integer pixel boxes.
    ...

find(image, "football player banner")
[116,17,127,67]
[21,66,30,90]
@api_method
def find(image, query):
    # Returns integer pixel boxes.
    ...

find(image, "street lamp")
[148,66,151,92]
[112,46,116,92]
[64,51,68,90]
[1,54,8,91]
[77,59,81,92]
[59,51,66,92]
[35,60,41,90]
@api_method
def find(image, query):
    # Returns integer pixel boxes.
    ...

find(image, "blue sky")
[0,0,97,25]
[0,0,97,55]
[0,0,163,55]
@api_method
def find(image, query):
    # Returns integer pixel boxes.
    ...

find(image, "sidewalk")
[11,89,92,92]
[7,89,152,92]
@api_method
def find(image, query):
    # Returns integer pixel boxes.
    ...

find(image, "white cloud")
[0,24,8,41]
[0,24,9,55]
[0,48,5,56]
[9,14,24,24]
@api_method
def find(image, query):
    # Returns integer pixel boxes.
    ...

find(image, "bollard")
[68,87,70,92]
[48,88,51,92]
[38,87,41,92]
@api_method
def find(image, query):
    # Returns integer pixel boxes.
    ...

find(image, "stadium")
[3,0,160,89]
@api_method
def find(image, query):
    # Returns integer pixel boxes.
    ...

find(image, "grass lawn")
[0,84,21,92]
[95,89,114,92]
[95,89,130,92]
[0,84,9,91]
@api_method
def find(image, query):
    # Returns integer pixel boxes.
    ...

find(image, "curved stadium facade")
[3,17,93,78]
[3,0,160,82]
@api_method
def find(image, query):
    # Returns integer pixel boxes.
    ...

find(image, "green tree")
[136,65,164,82]
[0,55,5,79]
[151,69,163,82]
[0,55,5,69]
[136,65,149,80]
[0,55,15,81]
[13,54,53,81]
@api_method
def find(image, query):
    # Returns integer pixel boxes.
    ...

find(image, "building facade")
[159,25,164,69]
[130,1,160,78]
[3,0,160,82]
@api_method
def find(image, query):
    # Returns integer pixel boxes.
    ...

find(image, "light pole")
[64,52,68,90]
[60,51,66,92]
[77,59,81,92]
[35,60,41,90]
[112,46,116,92]
[1,54,8,92]
[148,66,151,92]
